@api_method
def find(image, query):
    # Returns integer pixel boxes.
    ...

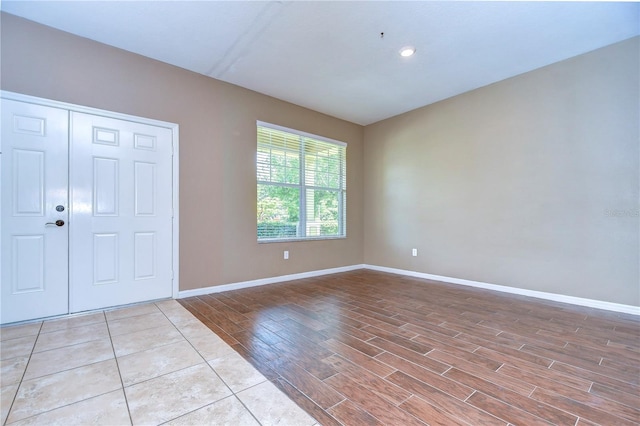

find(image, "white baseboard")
[177,263,639,316]
[363,264,640,316]
[178,264,365,299]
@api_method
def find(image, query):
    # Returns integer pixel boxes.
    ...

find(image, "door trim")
[1,90,180,301]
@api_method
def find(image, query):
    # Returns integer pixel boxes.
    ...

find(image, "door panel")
[69,112,173,312]
[1,100,69,323]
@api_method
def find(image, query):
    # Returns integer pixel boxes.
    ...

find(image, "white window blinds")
[257,122,346,241]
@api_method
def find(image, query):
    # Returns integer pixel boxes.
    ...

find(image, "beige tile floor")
[0,300,318,426]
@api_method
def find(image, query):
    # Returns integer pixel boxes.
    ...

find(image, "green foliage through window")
[257,123,346,241]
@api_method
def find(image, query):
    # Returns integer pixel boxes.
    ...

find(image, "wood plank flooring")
[179,270,640,425]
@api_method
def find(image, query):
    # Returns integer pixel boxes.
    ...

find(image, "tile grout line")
[156,303,239,405]
[104,310,135,426]
[270,375,326,425]
[155,302,268,426]
[6,315,123,425]
[463,389,476,402]
[4,390,122,425]
[3,321,44,426]
[323,396,348,412]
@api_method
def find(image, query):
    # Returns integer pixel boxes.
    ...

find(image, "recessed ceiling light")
[399,46,416,57]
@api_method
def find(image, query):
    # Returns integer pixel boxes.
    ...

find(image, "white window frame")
[257,121,347,242]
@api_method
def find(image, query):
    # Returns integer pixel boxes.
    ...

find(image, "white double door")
[1,99,174,324]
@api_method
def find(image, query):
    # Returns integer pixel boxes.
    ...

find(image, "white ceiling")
[2,1,639,125]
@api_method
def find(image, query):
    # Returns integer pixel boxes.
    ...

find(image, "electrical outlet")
[412,248,418,257]
[284,250,289,260]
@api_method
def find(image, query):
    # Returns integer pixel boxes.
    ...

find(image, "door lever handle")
[45,220,65,227]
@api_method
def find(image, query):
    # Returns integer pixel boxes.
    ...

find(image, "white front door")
[69,112,173,312]
[1,100,70,323]
[1,96,176,324]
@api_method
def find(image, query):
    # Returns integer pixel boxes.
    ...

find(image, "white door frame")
[0,90,180,301]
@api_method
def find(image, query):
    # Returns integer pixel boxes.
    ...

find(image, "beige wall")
[0,13,364,291]
[2,13,638,306]
[364,37,639,305]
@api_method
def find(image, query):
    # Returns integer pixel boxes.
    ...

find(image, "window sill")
[258,236,347,244]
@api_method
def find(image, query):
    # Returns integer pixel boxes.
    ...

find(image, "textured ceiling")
[2,1,639,125]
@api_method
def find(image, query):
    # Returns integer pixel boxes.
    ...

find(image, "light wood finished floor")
[180,269,640,426]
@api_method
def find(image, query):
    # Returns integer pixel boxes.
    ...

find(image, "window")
[257,122,346,241]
